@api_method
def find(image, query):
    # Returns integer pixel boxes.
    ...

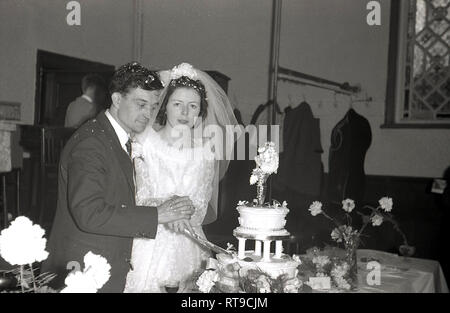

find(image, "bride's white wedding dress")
[124,128,215,293]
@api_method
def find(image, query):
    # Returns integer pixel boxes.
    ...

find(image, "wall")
[0,0,135,125]
[1,0,449,177]
[141,0,450,178]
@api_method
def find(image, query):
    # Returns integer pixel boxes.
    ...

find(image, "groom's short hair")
[109,62,164,95]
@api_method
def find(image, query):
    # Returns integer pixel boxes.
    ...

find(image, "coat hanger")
[348,94,354,110]
[288,94,294,108]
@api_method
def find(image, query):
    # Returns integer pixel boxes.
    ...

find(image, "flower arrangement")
[194,255,307,294]
[237,199,288,210]
[0,216,50,292]
[308,197,411,289]
[0,216,111,293]
[297,246,355,291]
[249,142,279,205]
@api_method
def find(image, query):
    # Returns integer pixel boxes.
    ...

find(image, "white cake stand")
[233,230,291,262]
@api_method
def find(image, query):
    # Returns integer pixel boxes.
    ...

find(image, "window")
[384,0,450,128]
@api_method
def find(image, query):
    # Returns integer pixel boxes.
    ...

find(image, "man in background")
[64,73,107,128]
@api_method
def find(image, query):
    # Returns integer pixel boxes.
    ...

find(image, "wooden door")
[35,50,114,126]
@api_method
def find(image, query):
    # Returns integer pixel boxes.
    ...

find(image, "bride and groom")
[42,62,238,293]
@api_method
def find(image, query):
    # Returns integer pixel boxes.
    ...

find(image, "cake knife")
[183,229,233,256]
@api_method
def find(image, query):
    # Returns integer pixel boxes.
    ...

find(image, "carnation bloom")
[341,199,355,213]
[312,255,331,268]
[196,270,218,293]
[255,275,271,293]
[309,201,323,216]
[283,277,302,293]
[0,216,49,266]
[60,271,98,293]
[249,174,258,185]
[334,276,351,290]
[83,252,111,289]
[331,228,342,242]
[60,251,111,293]
[379,197,393,212]
[292,254,302,264]
[371,214,384,226]
[254,142,279,175]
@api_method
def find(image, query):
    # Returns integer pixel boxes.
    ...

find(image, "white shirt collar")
[105,110,130,152]
[82,94,93,103]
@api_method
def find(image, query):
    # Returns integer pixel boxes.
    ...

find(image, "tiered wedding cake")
[214,142,300,291]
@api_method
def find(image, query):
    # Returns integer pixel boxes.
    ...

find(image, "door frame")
[34,50,115,125]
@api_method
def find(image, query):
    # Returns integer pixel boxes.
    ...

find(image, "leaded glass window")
[402,0,450,121]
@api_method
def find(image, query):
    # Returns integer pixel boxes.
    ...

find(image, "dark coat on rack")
[327,108,372,205]
[274,102,323,196]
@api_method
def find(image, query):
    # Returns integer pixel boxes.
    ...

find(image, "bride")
[124,63,238,292]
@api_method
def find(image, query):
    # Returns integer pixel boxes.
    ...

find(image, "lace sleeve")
[189,158,216,226]
[133,139,162,207]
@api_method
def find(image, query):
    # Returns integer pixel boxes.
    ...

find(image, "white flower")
[60,271,98,293]
[379,197,393,212]
[253,142,279,175]
[0,216,49,266]
[334,276,351,290]
[255,275,271,293]
[292,254,302,264]
[249,174,258,185]
[196,270,218,293]
[83,251,111,289]
[312,255,330,267]
[60,251,111,293]
[342,199,355,213]
[331,228,342,243]
[170,63,198,80]
[309,201,323,216]
[371,214,383,226]
[331,263,349,278]
[283,277,302,293]
[282,201,288,208]
[237,200,247,206]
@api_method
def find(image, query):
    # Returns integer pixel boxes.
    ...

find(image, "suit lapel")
[96,111,135,196]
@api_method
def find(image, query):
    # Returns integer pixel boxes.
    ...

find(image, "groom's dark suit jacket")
[41,111,158,292]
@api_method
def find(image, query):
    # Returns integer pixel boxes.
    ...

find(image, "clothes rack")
[266,0,366,202]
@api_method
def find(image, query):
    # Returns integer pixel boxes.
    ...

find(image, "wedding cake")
[214,142,300,291]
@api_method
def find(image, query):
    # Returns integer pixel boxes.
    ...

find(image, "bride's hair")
[156,76,209,125]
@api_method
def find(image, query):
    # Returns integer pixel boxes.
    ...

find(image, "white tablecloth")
[355,249,448,293]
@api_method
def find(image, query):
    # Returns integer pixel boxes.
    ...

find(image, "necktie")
[126,138,136,195]
[125,138,132,157]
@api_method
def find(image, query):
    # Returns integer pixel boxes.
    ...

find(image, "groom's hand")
[157,196,195,224]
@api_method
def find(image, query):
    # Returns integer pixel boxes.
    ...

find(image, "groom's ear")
[111,92,121,108]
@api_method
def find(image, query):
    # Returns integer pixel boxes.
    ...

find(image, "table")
[355,249,448,293]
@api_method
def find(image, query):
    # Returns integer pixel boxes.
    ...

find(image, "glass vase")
[344,238,359,290]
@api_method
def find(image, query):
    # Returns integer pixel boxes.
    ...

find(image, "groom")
[42,62,195,292]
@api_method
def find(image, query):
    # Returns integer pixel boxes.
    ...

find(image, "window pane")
[403,0,450,122]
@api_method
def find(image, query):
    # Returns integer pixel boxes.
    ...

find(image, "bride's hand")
[157,196,194,224]
[167,219,194,234]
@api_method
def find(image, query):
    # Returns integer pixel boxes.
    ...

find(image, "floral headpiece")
[168,63,207,99]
